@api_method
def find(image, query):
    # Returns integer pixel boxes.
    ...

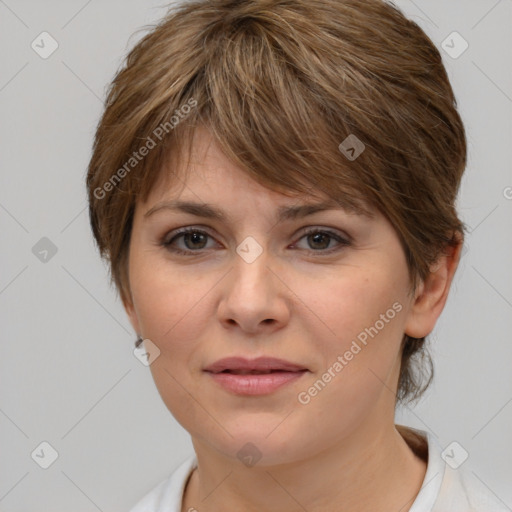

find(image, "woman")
[86,0,507,510]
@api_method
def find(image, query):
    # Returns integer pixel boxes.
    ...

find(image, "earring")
[135,336,143,349]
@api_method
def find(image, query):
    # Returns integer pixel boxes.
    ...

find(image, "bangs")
[120,10,381,217]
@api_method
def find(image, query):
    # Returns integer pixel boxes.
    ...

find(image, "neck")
[182,423,427,512]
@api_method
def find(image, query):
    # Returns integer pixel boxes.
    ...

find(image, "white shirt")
[129,428,509,511]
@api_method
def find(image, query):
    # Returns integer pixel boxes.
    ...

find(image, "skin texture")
[124,126,461,512]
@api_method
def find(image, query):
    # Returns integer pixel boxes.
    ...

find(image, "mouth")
[204,357,308,395]
[216,369,305,375]
[204,356,308,374]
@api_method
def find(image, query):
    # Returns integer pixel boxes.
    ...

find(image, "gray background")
[0,0,511,510]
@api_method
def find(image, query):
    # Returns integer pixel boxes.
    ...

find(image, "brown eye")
[294,228,350,254]
[181,231,208,250]
[162,227,350,257]
[163,228,216,255]
[306,232,331,250]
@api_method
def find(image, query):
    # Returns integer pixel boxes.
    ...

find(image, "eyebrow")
[144,199,368,222]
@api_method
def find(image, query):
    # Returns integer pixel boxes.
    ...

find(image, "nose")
[217,249,291,335]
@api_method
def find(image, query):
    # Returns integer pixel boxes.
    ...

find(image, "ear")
[122,292,142,337]
[404,233,463,338]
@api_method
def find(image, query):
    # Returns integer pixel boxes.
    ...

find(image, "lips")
[204,356,307,374]
[204,357,308,396]
[221,369,286,375]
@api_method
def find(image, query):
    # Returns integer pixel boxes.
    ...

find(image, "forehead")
[143,127,316,204]
[139,125,373,219]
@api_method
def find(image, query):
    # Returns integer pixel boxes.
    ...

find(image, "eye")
[161,226,351,256]
[293,228,350,254]
[162,228,217,255]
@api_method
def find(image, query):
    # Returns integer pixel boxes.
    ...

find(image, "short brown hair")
[86,0,467,404]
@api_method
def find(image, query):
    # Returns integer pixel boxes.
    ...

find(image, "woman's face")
[125,127,423,465]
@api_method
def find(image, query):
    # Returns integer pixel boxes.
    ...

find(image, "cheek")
[130,261,217,431]
[293,268,408,415]
[130,248,211,341]
[301,267,408,353]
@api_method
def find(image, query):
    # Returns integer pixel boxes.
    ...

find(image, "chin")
[193,413,315,468]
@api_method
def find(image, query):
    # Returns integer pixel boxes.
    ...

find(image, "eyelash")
[161,227,351,256]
